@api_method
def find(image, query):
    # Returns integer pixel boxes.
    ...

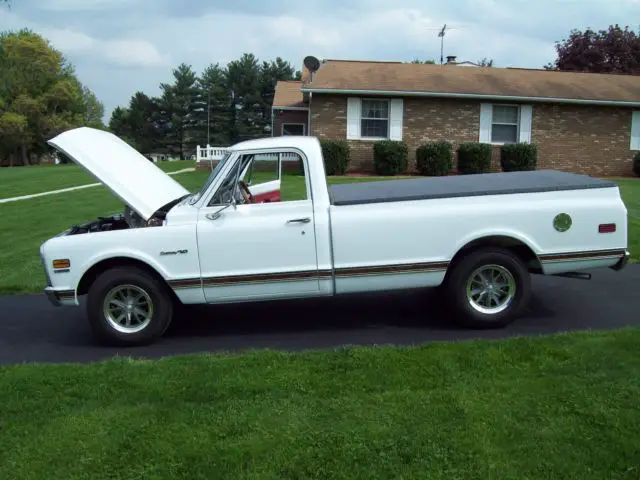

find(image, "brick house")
[271,57,640,176]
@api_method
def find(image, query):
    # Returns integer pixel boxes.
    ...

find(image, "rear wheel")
[444,248,532,328]
[86,266,174,346]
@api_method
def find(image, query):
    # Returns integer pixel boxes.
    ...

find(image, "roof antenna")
[438,24,447,65]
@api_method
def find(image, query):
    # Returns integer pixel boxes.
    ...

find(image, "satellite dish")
[303,55,321,73]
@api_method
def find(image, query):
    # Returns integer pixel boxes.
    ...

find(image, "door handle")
[286,217,311,224]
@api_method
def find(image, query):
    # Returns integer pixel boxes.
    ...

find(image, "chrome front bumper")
[44,287,77,307]
[610,249,631,271]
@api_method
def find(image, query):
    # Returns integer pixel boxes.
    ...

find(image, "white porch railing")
[196,145,301,163]
[196,145,229,162]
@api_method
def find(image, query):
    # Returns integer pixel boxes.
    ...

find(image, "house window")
[491,105,520,143]
[360,99,389,138]
[282,123,305,136]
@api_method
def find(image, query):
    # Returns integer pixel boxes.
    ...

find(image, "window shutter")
[519,105,533,143]
[631,111,640,150]
[346,97,360,140]
[479,103,492,143]
[389,98,404,140]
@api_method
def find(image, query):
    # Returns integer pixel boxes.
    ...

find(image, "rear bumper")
[610,249,631,271]
[44,287,77,307]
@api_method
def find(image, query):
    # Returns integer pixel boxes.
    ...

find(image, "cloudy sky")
[1,0,638,123]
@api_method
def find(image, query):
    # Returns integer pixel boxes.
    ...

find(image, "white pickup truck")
[40,127,630,346]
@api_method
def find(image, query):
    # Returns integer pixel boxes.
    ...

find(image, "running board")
[552,271,592,280]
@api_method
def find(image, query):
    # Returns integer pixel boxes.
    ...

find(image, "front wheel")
[444,248,532,329]
[86,266,174,346]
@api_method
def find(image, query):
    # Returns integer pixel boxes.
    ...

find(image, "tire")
[86,266,174,346]
[444,247,532,329]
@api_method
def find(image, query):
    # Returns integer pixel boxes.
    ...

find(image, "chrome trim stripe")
[166,247,627,291]
[539,248,627,263]
[168,261,449,290]
[334,262,449,277]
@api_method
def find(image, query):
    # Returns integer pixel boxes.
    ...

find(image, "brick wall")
[273,109,308,137]
[310,94,637,176]
[531,104,634,176]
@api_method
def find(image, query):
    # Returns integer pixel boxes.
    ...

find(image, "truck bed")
[328,169,618,206]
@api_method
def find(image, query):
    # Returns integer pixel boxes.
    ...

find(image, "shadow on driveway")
[0,266,637,364]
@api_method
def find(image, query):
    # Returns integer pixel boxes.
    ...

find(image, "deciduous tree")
[548,24,640,74]
[0,29,105,166]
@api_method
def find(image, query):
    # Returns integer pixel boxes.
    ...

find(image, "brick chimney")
[446,55,457,65]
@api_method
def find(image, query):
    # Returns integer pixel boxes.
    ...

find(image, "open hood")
[48,127,190,221]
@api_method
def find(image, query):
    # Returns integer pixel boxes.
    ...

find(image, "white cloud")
[0,9,168,69]
[42,28,169,68]
[102,39,169,67]
[39,28,95,53]
[38,0,139,11]
[1,0,638,123]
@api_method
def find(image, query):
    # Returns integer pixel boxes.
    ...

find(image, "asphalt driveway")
[1,265,639,365]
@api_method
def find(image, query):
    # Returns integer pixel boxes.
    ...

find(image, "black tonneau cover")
[328,169,618,206]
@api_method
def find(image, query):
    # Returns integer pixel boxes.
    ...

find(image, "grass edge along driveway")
[1,327,639,479]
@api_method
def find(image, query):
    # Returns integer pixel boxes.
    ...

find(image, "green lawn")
[1,328,639,479]
[0,170,203,293]
[0,160,195,199]
[0,168,638,294]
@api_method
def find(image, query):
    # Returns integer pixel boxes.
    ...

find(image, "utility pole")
[207,90,210,145]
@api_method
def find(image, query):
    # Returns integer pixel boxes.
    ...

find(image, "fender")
[77,249,172,287]
[448,228,544,268]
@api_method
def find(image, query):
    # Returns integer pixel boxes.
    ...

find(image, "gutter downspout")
[271,106,274,137]
[307,92,312,136]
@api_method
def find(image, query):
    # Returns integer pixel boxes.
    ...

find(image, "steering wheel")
[237,180,254,204]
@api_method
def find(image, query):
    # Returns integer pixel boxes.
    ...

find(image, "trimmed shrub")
[457,142,493,175]
[415,141,453,176]
[373,140,409,176]
[633,151,640,177]
[320,139,351,175]
[500,143,538,172]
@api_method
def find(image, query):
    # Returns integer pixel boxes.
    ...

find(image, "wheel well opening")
[448,236,542,273]
[77,257,176,299]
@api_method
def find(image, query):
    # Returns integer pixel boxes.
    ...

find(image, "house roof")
[298,59,640,106]
[273,80,306,108]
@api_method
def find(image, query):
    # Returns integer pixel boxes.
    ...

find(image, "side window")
[207,150,309,206]
[244,151,309,202]
[278,151,308,202]
[241,152,279,186]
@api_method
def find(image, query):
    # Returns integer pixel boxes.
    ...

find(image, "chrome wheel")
[466,264,516,315]
[102,284,154,334]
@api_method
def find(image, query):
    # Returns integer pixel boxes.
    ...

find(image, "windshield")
[189,151,233,204]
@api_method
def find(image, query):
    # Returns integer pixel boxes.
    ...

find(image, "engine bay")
[64,205,163,236]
